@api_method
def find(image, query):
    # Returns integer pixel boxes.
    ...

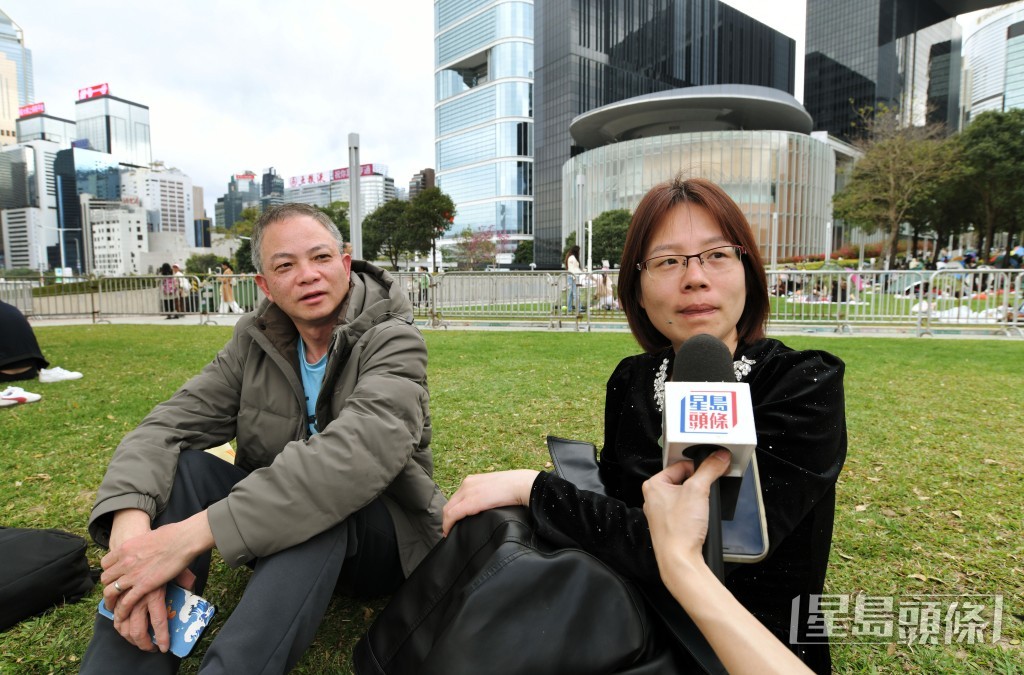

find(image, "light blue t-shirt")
[297,339,327,435]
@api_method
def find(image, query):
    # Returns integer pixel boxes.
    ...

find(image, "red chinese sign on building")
[78,83,110,101]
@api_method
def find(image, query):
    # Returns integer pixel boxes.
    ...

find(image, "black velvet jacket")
[529,338,846,672]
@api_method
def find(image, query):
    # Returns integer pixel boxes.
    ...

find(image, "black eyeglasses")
[637,245,745,279]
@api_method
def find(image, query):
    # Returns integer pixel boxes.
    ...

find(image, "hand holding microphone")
[643,449,732,565]
[662,334,758,580]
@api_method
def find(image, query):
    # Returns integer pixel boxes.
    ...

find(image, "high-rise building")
[531,0,797,267]
[215,171,260,230]
[261,167,285,211]
[16,108,76,147]
[0,10,33,106]
[121,165,195,245]
[52,146,122,274]
[803,0,1005,140]
[0,139,58,270]
[81,197,147,276]
[0,53,17,146]
[434,0,534,249]
[962,2,1024,123]
[74,86,152,168]
[408,168,435,200]
[283,164,395,214]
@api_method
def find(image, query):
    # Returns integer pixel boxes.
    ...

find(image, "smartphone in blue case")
[98,582,216,658]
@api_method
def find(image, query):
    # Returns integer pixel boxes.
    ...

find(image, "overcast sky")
[6,0,805,217]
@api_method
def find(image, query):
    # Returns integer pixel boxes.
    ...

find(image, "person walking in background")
[1,298,83,407]
[158,263,179,319]
[218,262,243,314]
[565,245,582,315]
[171,264,189,316]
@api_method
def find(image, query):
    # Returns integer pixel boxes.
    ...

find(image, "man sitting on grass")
[81,203,445,674]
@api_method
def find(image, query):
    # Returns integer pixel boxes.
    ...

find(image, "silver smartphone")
[720,453,769,563]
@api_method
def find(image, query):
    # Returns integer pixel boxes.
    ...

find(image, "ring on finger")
[113,579,124,593]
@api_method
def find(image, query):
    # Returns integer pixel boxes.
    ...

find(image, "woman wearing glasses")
[442,177,846,673]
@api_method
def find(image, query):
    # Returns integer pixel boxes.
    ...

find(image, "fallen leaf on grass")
[982,458,999,465]
[886,643,896,656]
[836,551,854,561]
[907,573,947,584]
[881,508,898,517]
[363,607,374,621]
[855,504,868,512]
[544,461,553,469]
[951,510,963,519]
[106,414,115,420]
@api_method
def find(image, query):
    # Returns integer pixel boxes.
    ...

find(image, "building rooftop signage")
[78,83,110,101]
[18,102,45,118]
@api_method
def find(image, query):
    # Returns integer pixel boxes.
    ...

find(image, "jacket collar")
[249,261,413,360]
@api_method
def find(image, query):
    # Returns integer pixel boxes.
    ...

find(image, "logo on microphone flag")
[681,391,738,433]
[662,381,756,477]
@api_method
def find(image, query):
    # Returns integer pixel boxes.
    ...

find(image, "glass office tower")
[533,0,796,267]
[75,94,152,168]
[0,10,33,106]
[962,3,1024,123]
[53,147,121,274]
[801,0,1008,139]
[434,0,534,249]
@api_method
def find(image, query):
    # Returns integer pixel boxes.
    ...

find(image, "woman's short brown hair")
[617,176,769,354]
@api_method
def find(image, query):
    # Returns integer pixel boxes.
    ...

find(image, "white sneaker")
[1,386,42,406]
[39,367,83,383]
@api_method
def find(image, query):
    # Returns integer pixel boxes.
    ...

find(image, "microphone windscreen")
[672,334,734,383]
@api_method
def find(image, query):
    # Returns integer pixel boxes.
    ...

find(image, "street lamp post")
[770,211,779,270]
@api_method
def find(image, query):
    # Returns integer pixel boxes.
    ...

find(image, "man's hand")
[442,470,538,536]
[101,511,213,652]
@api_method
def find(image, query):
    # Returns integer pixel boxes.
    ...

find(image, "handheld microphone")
[663,334,758,580]
[663,334,756,482]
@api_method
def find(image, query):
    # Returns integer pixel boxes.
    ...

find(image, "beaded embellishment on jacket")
[653,355,757,413]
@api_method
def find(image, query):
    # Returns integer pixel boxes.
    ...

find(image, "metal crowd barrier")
[766,268,1023,336]
[5,268,1021,337]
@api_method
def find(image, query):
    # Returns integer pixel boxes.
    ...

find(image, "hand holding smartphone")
[97,582,216,658]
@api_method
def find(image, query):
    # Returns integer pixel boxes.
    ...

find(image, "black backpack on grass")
[0,527,96,631]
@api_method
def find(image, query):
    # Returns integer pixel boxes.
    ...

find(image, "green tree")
[591,209,631,267]
[232,207,260,238]
[362,199,412,269]
[184,253,223,275]
[832,105,954,269]
[407,188,456,268]
[315,201,351,243]
[512,239,534,266]
[958,109,1024,261]
[234,239,255,273]
[903,136,972,264]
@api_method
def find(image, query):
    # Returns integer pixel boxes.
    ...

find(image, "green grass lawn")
[1,326,1021,673]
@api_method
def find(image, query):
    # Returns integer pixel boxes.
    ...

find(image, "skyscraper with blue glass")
[0,9,33,107]
[434,0,534,253]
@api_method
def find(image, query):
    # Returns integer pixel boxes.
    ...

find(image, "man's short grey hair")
[250,203,344,273]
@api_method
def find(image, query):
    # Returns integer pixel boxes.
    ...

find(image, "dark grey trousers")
[80,450,403,674]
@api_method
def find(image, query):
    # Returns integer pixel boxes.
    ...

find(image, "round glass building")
[563,84,837,265]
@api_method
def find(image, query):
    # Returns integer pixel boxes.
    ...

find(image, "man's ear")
[254,274,273,303]
[342,254,352,278]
